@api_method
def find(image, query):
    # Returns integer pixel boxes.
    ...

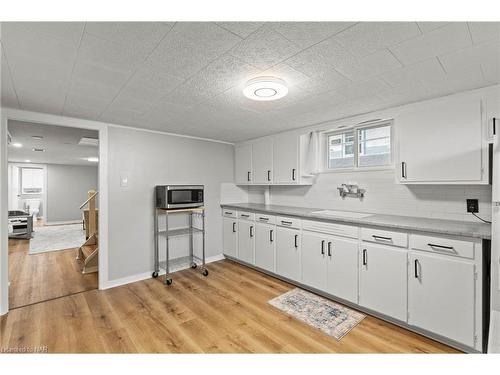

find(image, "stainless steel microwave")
[155,185,204,209]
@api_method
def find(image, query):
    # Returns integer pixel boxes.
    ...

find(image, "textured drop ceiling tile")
[108,92,157,113]
[2,22,84,45]
[377,82,431,106]
[421,66,486,96]
[417,22,449,33]
[439,40,500,74]
[229,26,301,70]
[390,22,472,65]
[340,78,392,100]
[63,98,104,120]
[468,22,500,44]
[146,22,241,79]
[79,33,150,72]
[271,22,356,49]
[334,49,402,81]
[1,47,19,108]
[481,62,500,84]
[216,22,264,38]
[285,48,338,77]
[297,69,352,95]
[380,58,446,87]
[68,77,122,101]
[99,106,145,126]
[71,60,132,88]
[17,85,66,114]
[259,63,310,87]
[333,22,421,57]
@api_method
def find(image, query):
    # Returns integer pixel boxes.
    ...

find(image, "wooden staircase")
[77,190,98,274]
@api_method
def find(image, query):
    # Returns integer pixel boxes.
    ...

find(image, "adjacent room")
[0,16,499,362]
[6,121,99,308]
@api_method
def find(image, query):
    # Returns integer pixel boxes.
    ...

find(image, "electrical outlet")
[466,199,479,213]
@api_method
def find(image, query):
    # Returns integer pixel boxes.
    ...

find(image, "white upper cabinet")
[273,132,299,184]
[397,95,486,184]
[234,143,252,184]
[252,137,273,184]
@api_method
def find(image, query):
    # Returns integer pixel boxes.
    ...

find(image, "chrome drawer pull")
[281,221,292,225]
[241,214,250,218]
[427,243,454,250]
[259,217,269,221]
[372,235,392,241]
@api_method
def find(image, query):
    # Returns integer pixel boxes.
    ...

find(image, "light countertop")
[220,203,491,240]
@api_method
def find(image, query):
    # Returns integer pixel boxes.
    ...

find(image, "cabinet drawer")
[255,213,276,224]
[361,227,408,248]
[222,209,237,218]
[238,211,255,221]
[302,219,358,239]
[410,234,474,259]
[277,216,301,229]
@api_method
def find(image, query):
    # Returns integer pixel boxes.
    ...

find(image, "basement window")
[326,120,393,171]
[21,167,44,194]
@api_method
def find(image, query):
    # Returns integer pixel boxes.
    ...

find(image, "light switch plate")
[120,172,129,188]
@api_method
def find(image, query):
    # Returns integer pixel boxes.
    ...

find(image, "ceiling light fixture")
[87,157,99,163]
[11,142,23,148]
[243,77,288,101]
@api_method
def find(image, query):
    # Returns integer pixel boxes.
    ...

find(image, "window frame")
[20,167,44,195]
[324,119,394,173]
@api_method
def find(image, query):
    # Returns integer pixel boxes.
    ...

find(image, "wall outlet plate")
[466,199,479,213]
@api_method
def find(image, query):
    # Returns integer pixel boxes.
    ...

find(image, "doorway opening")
[7,120,99,309]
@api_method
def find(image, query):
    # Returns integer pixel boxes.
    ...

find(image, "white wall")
[107,126,233,281]
[46,163,98,223]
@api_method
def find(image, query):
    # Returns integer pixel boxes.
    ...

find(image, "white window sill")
[320,165,395,174]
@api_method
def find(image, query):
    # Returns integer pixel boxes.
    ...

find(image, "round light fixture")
[243,77,288,101]
[11,142,23,148]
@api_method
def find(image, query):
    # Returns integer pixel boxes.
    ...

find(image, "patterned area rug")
[29,224,85,254]
[268,288,365,340]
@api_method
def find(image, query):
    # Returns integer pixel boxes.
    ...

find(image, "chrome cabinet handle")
[241,214,249,217]
[321,240,325,255]
[292,168,296,181]
[247,171,251,181]
[232,222,236,233]
[259,217,269,221]
[281,220,292,226]
[269,229,274,242]
[428,243,454,250]
[327,242,332,257]
[267,170,271,181]
[294,234,298,248]
[362,249,367,265]
[372,235,392,241]
[401,162,407,179]
[249,226,254,238]
[414,259,419,278]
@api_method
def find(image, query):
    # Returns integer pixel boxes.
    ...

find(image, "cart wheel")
[202,269,209,276]
[152,271,159,278]
[191,263,197,269]
[166,278,173,285]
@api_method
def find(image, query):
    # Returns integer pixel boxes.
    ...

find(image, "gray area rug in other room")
[268,288,366,341]
[29,224,85,254]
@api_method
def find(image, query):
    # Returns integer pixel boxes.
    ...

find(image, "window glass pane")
[328,131,354,169]
[21,168,44,194]
[358,125,391,167]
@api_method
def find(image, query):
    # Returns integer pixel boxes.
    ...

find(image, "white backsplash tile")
[246,169,492,222]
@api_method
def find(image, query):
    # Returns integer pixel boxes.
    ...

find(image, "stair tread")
[81,244,98,259]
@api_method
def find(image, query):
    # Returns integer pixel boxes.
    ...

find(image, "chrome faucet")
[337,183,365,199]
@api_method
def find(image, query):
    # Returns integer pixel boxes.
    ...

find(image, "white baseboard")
[101,253,226,290]
[44,220,82,226]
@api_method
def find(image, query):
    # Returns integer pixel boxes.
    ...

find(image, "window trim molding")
[323,119,395,172]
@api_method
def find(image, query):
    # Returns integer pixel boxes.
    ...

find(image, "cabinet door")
[273,133,299,184]
[327,236,359,303]
[359,244,407,321]
[235,143,252,184]
[222,217,238,257]
[408,251,476,348]
[237,221,255,264]
[255,223,275,272]
[252,138,273,184]
[301,231,327,291]
[276,227,301,280]
[398,96,483,183]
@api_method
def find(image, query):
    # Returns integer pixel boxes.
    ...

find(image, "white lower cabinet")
[408,251,476,348]
[276,226,301,281]
[255,222,275,272]
[326,237,359,303]
[359,243,407,322]
[222,217,238,257]
[238,220,255,264]
[301,231,328,290]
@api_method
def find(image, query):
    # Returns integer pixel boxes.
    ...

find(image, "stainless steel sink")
[311,210,373,219]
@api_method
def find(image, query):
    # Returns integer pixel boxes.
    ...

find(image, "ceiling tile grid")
[1,21,499,143]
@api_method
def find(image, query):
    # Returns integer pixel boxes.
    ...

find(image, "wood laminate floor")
[1,259,458,353]
[8,236,98,309]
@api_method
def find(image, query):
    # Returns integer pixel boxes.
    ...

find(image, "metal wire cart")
[153,206,208,285]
